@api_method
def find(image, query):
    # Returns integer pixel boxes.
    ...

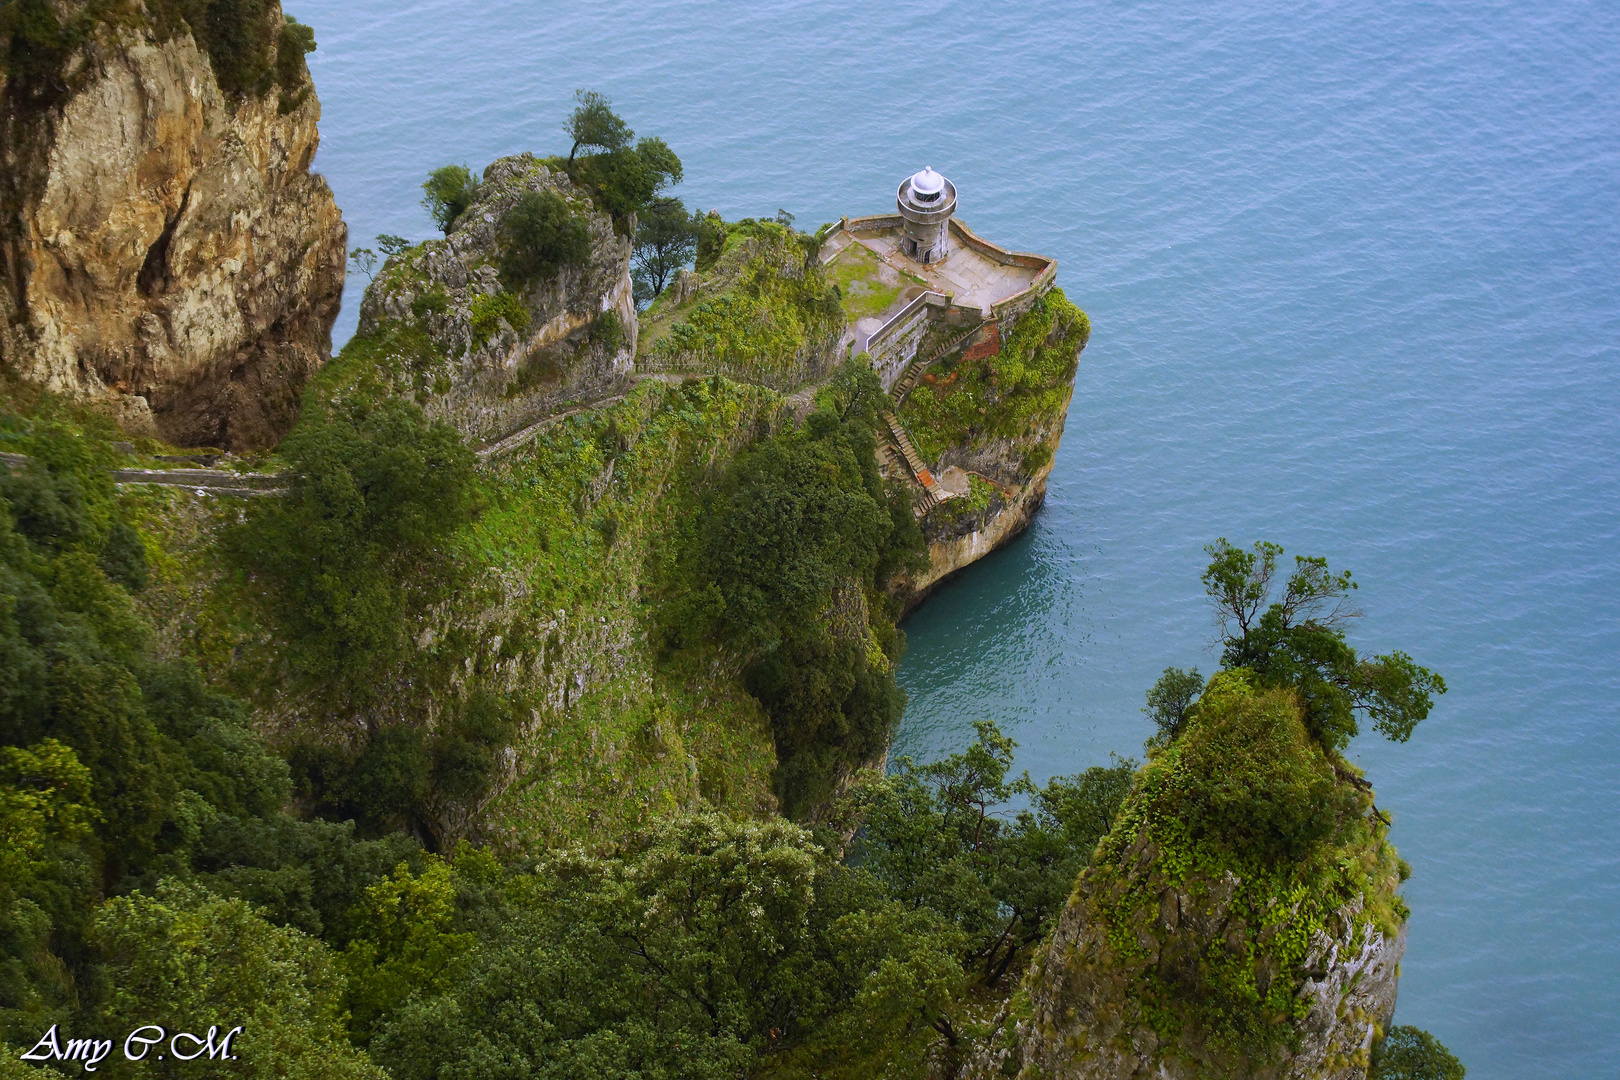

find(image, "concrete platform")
[851,227,1040,317]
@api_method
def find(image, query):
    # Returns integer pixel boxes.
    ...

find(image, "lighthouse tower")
[896,166,957,265]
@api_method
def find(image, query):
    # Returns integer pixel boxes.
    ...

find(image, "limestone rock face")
[0,4,346,449]
[353,154,636,445]
[1017,841,1404,1080]
[903,408,1070,611]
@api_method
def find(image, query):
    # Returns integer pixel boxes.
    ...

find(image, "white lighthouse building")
[896,166,957,265]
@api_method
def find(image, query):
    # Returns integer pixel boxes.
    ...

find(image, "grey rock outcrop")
[0,1,346,449]
[354,154,636,445]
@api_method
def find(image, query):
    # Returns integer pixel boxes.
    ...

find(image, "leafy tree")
[189,811,422,941]
[1143,665,1202,748]
[227,396,481,716]
[573,134,684,227]
[375,233,412,257]
[96,881,387,1079]
[421,163,479,234]
[348,245,376,281]
[339,859,475,1045]
[694,210,727,271]
[853,722,1136,986]
[632,197,699,304]
[372,814,964,1080]
[556,93,683,228]
[565,88,633,162]
[1371,1026,1467,1080]
[1203,539,1446,752]
[499,189,591,289]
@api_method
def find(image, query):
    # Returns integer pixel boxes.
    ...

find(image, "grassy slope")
[107,359,795,852]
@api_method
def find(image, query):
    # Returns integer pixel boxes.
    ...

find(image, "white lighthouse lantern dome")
[910,166,946,197]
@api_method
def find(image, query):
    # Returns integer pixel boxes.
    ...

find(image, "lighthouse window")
[915,189,939,202]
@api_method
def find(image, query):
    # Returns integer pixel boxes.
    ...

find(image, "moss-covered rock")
[1017,672,1407,1080]
[636,218,846,390]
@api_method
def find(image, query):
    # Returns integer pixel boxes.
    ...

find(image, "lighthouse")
[895,166,957,265]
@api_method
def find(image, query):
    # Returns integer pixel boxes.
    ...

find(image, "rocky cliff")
[0,0,346,450]
[892,292,1087,607]
[1014,673,1408,1080]
[351,153,635,445]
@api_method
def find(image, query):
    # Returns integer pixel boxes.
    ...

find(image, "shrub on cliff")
[228,397,481,714]
[1372,1025,1467,1080]
[648,363,921,815]
[1070,671,1404,1067]
[421,164,479,234]
[498,189,591,289]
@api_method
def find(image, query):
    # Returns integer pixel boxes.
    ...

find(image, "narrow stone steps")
[889,323,986,407]
[881,411,949,514]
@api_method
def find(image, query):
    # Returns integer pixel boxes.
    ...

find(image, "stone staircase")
[882,412,947,513]
[877,323,987,515]
[889,323,985,407]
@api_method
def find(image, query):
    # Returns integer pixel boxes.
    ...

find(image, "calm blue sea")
[289,1,1620,1074]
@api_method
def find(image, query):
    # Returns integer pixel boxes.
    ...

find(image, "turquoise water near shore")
[292,1,1619,1074]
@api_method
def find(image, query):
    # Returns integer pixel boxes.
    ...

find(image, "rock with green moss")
[349,153,636,443]
[636,216,846,390]
[1018,672,1407,1080]
[896,289,1090,607]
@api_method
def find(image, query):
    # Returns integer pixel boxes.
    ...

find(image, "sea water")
[290,1,1620,1074]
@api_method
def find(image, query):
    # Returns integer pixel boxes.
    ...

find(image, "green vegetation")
[1372,1026,1467,1080]
[632,197,700,304]
[556,90,682,230]
[420,164,479,234]
[0,383,1461,1078]
[469,290,530,349]
[1203,539,1447,751]
[97,881,386,1078]
[373,814,962,1080]
[565,88,632,162]
[899,289,1088,465]
[1091,670,1402,1065]
[0,401,423,1056]
[825,241,915,321]
[854,722,1136,989]
[642,219,845,385]
[694,209,727,271]
[932,473,997,526]
[1050,543,1452,1072]
[499,188,591,288]
[1143,664,1202,748]
[647,362,920,813]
